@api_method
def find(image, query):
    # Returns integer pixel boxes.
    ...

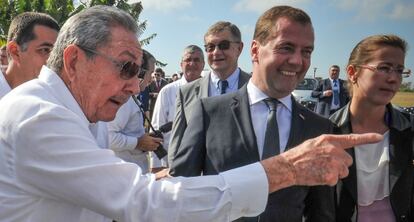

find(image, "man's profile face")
[251,17,314,99]
[181,50,204,82]
[204,30,242,77]
[70,26,142,123]
[0,48,7,65]
[18,25,58,79]
[329,67,340,79]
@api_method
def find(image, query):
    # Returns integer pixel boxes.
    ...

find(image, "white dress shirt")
[0,66,268,222]
[150,77,188,168]
[0,69,11,99]
[209,68,240,97]
[247,80,292,158]
[107,97,149,172]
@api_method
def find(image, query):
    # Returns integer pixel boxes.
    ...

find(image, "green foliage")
[0,0,165,66]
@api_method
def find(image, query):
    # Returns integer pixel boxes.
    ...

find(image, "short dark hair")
[142,50,155,71]
[155,67,164,74]
[7,12,59,51]
[204,21,242,43]
[253,5,312,45]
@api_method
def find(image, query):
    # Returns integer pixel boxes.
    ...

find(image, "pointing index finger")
[331,133,383,149]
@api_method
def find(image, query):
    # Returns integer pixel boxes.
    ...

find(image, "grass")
[392,92,414,107]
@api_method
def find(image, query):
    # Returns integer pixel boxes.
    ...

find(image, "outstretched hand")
[261,133,383,193]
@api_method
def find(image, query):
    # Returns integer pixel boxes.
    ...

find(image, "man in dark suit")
[168,21,251,163]
[311,65,349,117]
[169,6,335,222]
[148,67,168,118]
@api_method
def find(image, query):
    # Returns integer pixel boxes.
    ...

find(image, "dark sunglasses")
[77,45,142,80]
[204,40,239,53]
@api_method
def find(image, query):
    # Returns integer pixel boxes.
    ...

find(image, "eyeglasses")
[358,64,411,78]
[204,40,240,53]
[77,45,142,80]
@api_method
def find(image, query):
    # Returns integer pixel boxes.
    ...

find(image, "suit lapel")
[230,86,260,160]
[237,70,251,88]
[198,73,210,98]
[286,99,306,149]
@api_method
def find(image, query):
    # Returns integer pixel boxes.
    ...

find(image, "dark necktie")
[262,98,280,159]
[220,80,228,94]
[333,80,339,105]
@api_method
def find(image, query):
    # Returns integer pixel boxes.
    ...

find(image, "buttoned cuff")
[220,162,268,219]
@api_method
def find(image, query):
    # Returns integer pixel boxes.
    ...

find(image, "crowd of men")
[0,4,411,222]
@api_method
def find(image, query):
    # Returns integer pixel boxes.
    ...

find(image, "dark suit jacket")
[148,79,168,113]
[330,103,414,222]
[311,78,349,117]
[168,69,251,165]
[170,85,335,222]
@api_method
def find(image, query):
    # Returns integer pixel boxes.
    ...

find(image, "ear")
[250,40,259,63]
[7,41,21,65]
[237,41,244,55]
[346,65,358,84]
[62,44,81,82]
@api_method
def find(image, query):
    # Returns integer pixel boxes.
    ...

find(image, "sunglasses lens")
[205,40,233,52]
[217,40,231,50]
[121,62,141,80]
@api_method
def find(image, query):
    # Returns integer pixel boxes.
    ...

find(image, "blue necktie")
[333,80,339,105]
[220,80,228,94]
[262,98,280,159]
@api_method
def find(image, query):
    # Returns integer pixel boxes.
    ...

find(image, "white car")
[292,78,318,111]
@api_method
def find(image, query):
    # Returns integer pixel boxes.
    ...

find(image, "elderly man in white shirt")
[150,45,205,172]
[0,5,382,222]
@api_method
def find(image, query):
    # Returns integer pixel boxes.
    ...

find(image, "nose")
[124,77,140,96]
[287,51,303,67]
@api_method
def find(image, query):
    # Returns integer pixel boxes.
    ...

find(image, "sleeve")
[107,101,138,152]
[14,105,269,222]
[168,87,188,166]
[169,99,206,176]
[311,79,324,99]
[150,87,169,168]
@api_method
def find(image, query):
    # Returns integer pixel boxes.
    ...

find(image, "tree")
[0,0,165,66]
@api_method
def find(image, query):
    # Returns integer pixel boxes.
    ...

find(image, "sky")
[130,0,414,83]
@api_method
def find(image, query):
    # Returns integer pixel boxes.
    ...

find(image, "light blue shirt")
[247,80,292,158]
[209,68,240,97]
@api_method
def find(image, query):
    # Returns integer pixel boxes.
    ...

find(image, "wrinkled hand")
[150,167,168,174]
[155,168,170,180]
[136,134,163,151]
[323,90,333,97]
[261,133,383,193]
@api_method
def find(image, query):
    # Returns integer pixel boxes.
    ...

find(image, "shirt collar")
[38,65,90,125]
[210,67,240,90]
[247,80,292,112]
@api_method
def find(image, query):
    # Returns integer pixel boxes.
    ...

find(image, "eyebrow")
[37,42,54,48]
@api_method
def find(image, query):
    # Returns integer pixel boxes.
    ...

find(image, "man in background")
[148,67,168,118]
[168,21,251,164]
[0,11,59,99]
[0,45,8,74]
[312,65,349,117]
[150,45,205,172]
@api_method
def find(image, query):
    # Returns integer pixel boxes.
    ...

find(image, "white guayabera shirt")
[0,66,268,222]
